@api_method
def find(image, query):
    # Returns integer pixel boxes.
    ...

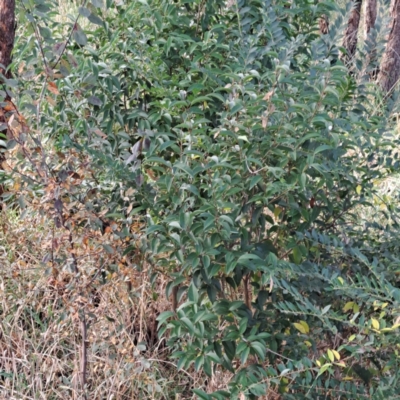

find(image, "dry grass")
[56,0,85,24]
[0,204,273,399]
[0,209,199,399]
[51,0,99,32]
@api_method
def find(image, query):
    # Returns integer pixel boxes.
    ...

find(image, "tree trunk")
[0,0,16,80]
[342,1,363,64]
[0,0,16,198]
[364,0,377,36]
[318,0,329,34]
[378,0,400,93]
[391,0,397,15]
[319,15,329,34]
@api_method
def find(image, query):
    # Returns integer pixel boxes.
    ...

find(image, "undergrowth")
[0,210,189,399]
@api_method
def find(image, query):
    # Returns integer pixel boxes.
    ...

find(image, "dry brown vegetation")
[0,209,186,399]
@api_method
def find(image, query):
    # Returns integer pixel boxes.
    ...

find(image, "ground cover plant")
[2,0,400,399]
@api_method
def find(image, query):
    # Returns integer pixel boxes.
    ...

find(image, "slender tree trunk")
[318,0,329,34]
[319,15,329,34]
[391,0,397,15]
[0,0,16,197]
[364,0,377,36]
[342,1,364,64]
[0,0,16,80]
[378,0,400,93]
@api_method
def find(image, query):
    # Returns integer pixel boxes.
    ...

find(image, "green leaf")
[249,384,267,396]
[73,25,87,46]
[7,140,17,150]
[195,355,205,371]
[102,244,114,254]
[222,341,236,361]
[249,175,262,190]
[156,311,175,326]
[78,7,91,17]
[238,253,263,266]
[192,389,211,400]
[205,352,221,364]
[250,341,266,360]
[292,247,302,264]
[181,317,196,334]
[87,96,103,106]
[188,282,199,303]
[207,285,217,303]
[240,346,250,364]
[239,317,248,335]
[177,356,187,371]
[146,225,165,234]
[88,13,104,26]
[317,363,332,377]
[228,301,243,311]
[91,0,104,7]
[300,172,306,189]
[191,96,212,105]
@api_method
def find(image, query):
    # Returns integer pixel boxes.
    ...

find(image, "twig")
[80,311,88,399]
[52,0,89,70]
[243,274,251,309]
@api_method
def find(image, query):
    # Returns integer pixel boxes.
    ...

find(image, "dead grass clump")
[0,209,200,399]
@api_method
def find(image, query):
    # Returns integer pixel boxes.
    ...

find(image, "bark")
[341,1,364,64]
[0,0,16,197]
[391,0,397,15]
[364,0,377,36]
[378,0,400,93]
[318,0,329,34]
[0,0,16,80]
[319,15,329,34]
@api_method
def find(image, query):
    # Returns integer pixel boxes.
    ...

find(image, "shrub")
[2,0,400,398]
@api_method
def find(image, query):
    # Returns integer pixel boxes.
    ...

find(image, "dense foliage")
[2,0,400,398]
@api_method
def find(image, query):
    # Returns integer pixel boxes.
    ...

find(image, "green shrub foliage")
[5,0,400,398]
